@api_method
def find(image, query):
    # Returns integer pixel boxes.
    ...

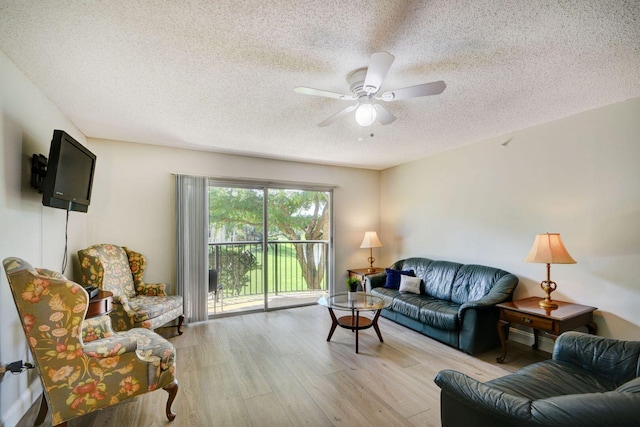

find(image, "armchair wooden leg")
[177,315,184,335]
[163,379,179,421]
[35,393,48,425]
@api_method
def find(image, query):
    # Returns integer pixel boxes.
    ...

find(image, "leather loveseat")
[367,257,518,354]
[434,331,640,427]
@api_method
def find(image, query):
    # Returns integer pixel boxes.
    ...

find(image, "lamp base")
[539,278,558,310]
[366,254,376,273]
[538,298,558,309]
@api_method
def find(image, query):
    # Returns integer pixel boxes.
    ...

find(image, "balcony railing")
[208,241,328,300]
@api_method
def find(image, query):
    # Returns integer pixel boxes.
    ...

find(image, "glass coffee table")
[318,292,391,353]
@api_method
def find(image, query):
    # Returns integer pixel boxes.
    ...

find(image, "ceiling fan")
[295,52,446,127]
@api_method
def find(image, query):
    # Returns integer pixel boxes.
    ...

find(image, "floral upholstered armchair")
[2,257,178,426]
[77,244,184,334]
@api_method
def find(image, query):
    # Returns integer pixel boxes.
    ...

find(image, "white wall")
[85,139,381,295]
[380,98,640,341]
[0,51,89,426]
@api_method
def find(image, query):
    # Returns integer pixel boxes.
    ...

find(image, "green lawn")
[211,242,327,297]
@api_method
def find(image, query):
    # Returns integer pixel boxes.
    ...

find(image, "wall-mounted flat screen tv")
[42,130,97,213]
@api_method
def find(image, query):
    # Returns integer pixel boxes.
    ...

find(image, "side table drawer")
[502,310,553,331]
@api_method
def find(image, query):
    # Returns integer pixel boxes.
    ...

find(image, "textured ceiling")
[1,1,639,170]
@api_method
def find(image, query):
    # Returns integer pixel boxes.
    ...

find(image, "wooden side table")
[348,268,384,291]
[86,290,114,319]
[496,296,597,363]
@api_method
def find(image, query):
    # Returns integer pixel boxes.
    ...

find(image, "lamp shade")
[524,233,576,264]
[360,231,383,249]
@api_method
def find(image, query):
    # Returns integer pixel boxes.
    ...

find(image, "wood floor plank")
[272,381,333,427]
[244,392,293,427]
[281,354,375,426]
[224,334,274,400]
[324,369,413,426]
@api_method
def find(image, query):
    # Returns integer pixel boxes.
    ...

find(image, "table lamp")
[360,231,383,273]
[524,232,576,309]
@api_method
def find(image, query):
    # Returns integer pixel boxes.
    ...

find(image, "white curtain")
[175,174,209,323]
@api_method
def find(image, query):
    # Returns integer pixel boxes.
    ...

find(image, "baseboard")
[507,327,555,354]
[1,380,42,427]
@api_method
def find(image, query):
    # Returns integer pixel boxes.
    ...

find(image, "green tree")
[209,187,329,290]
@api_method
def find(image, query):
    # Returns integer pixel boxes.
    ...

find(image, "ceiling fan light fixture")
[295,52,446,127]
[355,102,376,127]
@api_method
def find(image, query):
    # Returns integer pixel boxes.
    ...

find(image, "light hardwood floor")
[18,304,549,426]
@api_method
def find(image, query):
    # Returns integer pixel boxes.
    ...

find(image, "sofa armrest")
[458,273,518,320]
[553,331,640,385]
[434,370,533,421]
[365,272,387,291]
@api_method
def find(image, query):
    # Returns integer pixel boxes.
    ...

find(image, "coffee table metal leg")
[326,308,338,341]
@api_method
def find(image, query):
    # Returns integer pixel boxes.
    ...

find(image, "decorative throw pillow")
[384,268,415,290]
[399,275,421,294]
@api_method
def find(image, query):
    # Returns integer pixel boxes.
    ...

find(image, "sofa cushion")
[370,287,399,308]
[394,258,433,283]
[392,293,428,320]
[387,293,460,330]
[418,298,460,330]
[488,360,618,401]
[384,268,415,290]
[450,264,509,304]
[422,261,462,301]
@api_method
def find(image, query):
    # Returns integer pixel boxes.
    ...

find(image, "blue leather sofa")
[435,332,640,426]
[367,257,518,354]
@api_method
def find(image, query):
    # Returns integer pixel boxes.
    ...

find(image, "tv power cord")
[0,360,35,380]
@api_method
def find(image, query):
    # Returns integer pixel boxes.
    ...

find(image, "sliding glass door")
[266,188,330,309]
[208,182,332,315]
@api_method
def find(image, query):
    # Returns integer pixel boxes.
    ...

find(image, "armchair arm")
[111,294,137,318]
[553,331,640,385]
[458,273,518,321]
[82,315,116,343]
[434,369,533,421]
[529,391,640,427]
[136,282,167,296]
[35,268,67,281]
[83,334,138,358]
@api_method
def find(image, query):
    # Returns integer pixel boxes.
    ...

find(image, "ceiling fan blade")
[363,52,395,94]
[294,86,355,100]
[317,104,357,127]
[379,80,446,101]
[374,104,396,125]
